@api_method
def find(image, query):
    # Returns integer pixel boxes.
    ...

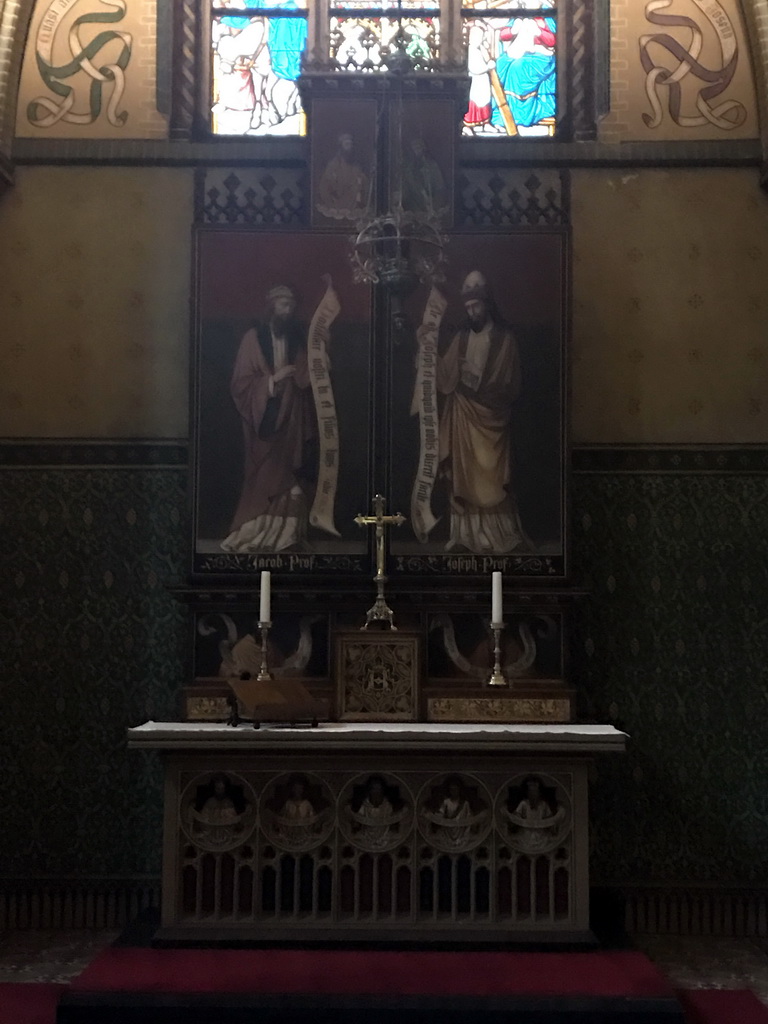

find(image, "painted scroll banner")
[639,0,747,130]
[308,277,341,538]
[28,0,133,129]
[410,286,447,543]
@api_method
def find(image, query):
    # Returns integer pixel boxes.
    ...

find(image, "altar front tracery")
[130,723,625,943]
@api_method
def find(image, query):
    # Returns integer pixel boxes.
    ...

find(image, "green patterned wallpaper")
[1,451,187,878]
[572,452,768,886]
[2,447,767,888]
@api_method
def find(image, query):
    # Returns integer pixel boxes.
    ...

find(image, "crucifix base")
[362,581,397,629]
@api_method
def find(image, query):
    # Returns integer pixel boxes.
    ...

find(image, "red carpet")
[4,976,768,1023]
[71,948,674,997]
[0,983,66,1024]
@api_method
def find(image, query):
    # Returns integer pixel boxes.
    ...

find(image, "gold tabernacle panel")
[184,689,231,721]
[335,630,420,721]
[183,680,332,723]
[427,690,574,724]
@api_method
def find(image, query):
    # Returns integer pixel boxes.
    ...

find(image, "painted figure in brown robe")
[436,270,529,553]
[222,285,317,552]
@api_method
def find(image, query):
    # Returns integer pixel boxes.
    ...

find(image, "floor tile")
[634,935,768,1006]
[0,930,118,983]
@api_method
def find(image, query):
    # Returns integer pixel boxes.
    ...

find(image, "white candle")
[491,571,503,625]
[259,570,271,624]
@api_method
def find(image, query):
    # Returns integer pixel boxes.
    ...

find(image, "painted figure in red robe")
[222,285,318,553]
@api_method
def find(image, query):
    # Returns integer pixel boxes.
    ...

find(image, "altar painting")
[389,230,566,578]
[194,609,330,681]
[427,611,563,683]
[194,230,372,575]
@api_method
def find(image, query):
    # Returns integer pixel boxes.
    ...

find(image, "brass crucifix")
[354,494,406,629]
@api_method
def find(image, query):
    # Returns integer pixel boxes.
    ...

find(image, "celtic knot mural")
[639,0,747,131]
[27,0,133,129]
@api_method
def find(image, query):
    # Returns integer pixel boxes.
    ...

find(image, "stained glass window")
[329,0,440,73]
[209,0,558,137]
[211,2,309,135]
[461,1,557,137]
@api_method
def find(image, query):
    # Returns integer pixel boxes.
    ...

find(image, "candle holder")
[257,620,273,681]
[486,621,509,688]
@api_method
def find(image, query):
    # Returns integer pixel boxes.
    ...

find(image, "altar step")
[57,948,685,1023]
[58,991,685,1023]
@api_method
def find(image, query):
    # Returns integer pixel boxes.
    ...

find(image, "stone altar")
[128,722,626,943]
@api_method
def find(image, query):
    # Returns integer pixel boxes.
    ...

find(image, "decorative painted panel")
[15,0,167,138]
[198,165,305,225]
[602,0,759,142]
[456,168,566,226]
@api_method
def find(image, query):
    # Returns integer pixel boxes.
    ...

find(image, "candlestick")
[491,571,503,627]
[486,622,508,688]
[259,570,271,625]
[257,621,273,681]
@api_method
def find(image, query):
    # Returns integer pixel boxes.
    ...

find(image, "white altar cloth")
[128,721,627,753]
